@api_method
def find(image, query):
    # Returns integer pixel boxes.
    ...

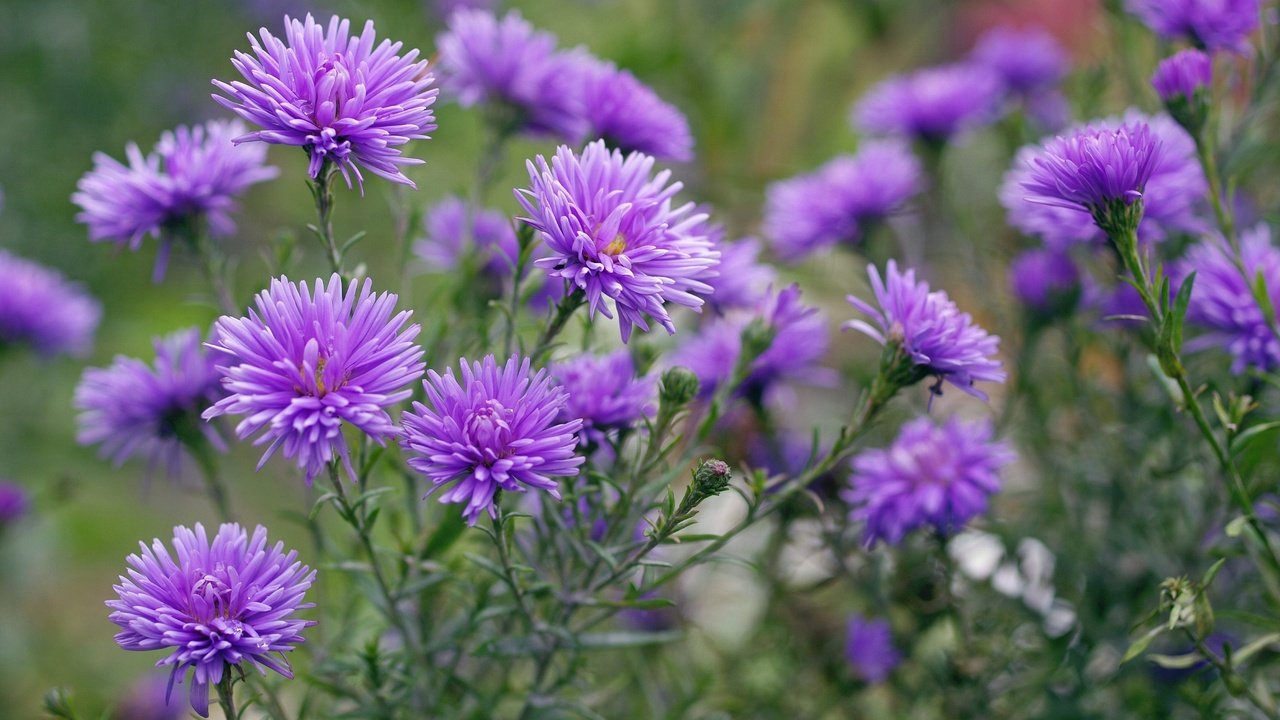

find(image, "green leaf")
[1201,558,1228,588]
[421,511,468,559]
[1216,610,1280,632]
[1121,626,1164,665]
[1230,420,1280,455]
[577,630,683,649]
[1225,515,1250,538]
[1170,271,1195,352]
[591,597,676,610]
[309,492,340,521]
[1147,652,1204,669]
[1230,632,1280,665]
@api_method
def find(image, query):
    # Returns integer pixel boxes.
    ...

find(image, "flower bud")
[659,366,701,408]
[1152,49,1212,137]
[692,458,732,499]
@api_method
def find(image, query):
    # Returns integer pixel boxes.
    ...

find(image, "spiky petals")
[203,275,425,483]
[400,354,584,525]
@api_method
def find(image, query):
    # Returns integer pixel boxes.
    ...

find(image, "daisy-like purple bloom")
[413,195,517,275]
[517,140,719,342]
[1177,226,1280,372]
[73,120,277,281]
[213,14,438,190]
[971,26,1070,130]
[0,480,29,526]
[1008,248,1080,315]
[75,328,225,477]
[552,350,655,444]
[852,63,1004,144]
[1002,112,1207,249]
[1127,0,1259,52]
[846,261,1006,400]
[203,275,425,483]
[106,523,315,718]
[710,237,777,311]
[844,416,1015,546]
[845,614,901,684]
[568,55,694,162]
[400,354,584,525]
[436,9,582,141]
[1153,49,1214,105]
[765,141,923,261]
[0,250,101,358]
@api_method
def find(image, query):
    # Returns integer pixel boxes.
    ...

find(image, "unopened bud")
[739,317,776,365]
[659,366,700,408]
[693,458,732,498]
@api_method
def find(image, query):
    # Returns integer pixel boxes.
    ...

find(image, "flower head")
[517,140,719,342]
[1153,49,1213,134]
[852,63,1004,144]
[845,615,901,684]
[971,26,1069,97]
[709,236,777,310]
[1008,248,1080,315]
[0,480,29,526]
[203,275,425,483]
[73,120,277,281]
[413,195,517,275]
[845,261,1005,400]
[568,55,694,161]
[106,523,315,718]
[552,350,655,443]
[0,250,101,358]
[843,416,1014,546]
[75,328,225,478]
[213,14,438,190]
[765,141,922,261]
[1127,0,1259,51]
[401,355,583,524]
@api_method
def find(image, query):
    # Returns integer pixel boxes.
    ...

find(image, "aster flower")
[1152,49,1213,134]
[843,416,1015,546]
[845,615,901,684]
[1002,112,1207,249]
[852,63,1004,144]
[1176,226,1280,372]
[106,523,315,718]
[73,120,277,281]
[0,250,101,358]
[413,195,517,275]
[552,350,654,444]
[568,55,694,162]
[517,140,719,342]
[436,9,582,140]
[971,26,1069,97]
[0,480,29,526]
[1127,0,1259,52]
[213,14,438,190]
[845,261,1006,400]
[765,141,922,261]
[709,237,777,310]
[1008,248,1080,316]
[400,354,584,525]
[203,275,425,483]
[75,328,225,478]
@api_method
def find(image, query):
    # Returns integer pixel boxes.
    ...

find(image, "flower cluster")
[0,250,101,358]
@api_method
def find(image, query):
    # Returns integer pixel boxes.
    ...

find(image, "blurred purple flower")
[517,140,719,342]
[971,26,1069,97]
[107,523,315,718]
[568,55,694,162]
[401,354,584,525]
[203,275,425,483]
[1152,49,1214,105]
[844,416,1014,546]
[0,250,101,358]
[710,236,776,310]
[552,350,654,444]
[0,481,29,526]
[413,195,517,275]
[845,614,901,684]
[765,141,923,261]
[1127,0,1259,51]
[113,674,184,720]
[852,63,1004,144]
[845,261,1006,400]
[213,14,437,190]
[75,328,225,478]
[73,120,276,281]
[1008,248,1080,315]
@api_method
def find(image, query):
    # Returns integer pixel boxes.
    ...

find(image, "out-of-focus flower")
[971,26,1071,129]
[844,416,1014,546]
[845,614,901,684]
[765,141,922,261]
[852,63,1004,144]
[401,354,584,525]
[1177,226,1280,373]
[845,261,1006,400]
[517,140,719,342]
[75,328,224,478]
[73,120,277,281]
[113,674,184,720]
[0,480,29,527]
[0,250,101,358]
[709,236,776,310]
[203,275,425,483]
[213,14,437,190]
[1152,49,1213,135]
[1008,248,1080,316]
[567,55,694,162]
[1126,0,1259,52]
[1002,112,1207,249]
[413,195,517,275]
[552,350,655,444]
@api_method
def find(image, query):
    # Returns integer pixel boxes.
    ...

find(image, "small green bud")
[692,458,732,498]
[659,366,700,408]
[739,317,776,365]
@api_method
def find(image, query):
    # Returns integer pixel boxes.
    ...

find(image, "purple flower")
[413,195,517,275]
[73,120,277,281]
[843,416,1015,546]
[517,140,720,342]
[0,250,101,358]
[845,615,901,684]
[1176,226,1280,372]
[0,480,29,526]
[75,328,225,478]
[436,9,582,140]
[113,674,184,720]
[971,26,1069,97]
[852,63,1004,144]
[400,354,584,525]
[1008,249,1080,315]
[1153,49,1214,104]
[1023,121,1159,212]
[568,55,694,162]
[203,275,425,483]
[1127,0,1259,51]
[1002,112,1208,249]
[765,141,923,261]
[845,261,1006,400]
[709,236,777,310]
[552,350,655,443]
[213,14,438,190]
[106,523,315,718]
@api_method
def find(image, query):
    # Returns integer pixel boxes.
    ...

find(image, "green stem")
[489,503,538,633]
[215,672,237,720]
[529,290,585,362]
[1196,135,1237,248]
[311,164,343,275]
[193,229,238,315]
